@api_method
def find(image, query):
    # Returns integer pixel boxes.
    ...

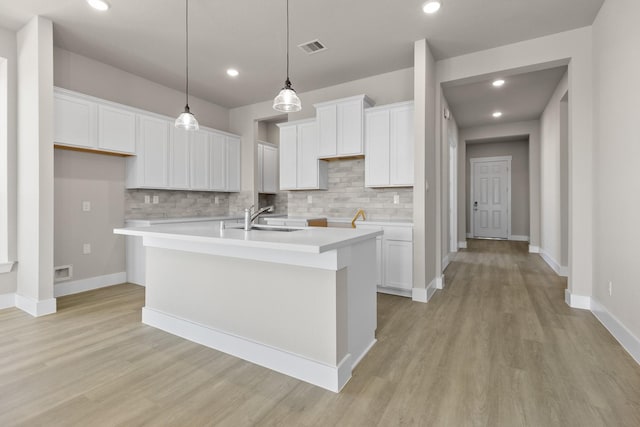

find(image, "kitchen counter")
[125,213,285,227]
[113,221,380,392]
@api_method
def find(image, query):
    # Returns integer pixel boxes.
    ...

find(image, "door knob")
[473,201,478,211]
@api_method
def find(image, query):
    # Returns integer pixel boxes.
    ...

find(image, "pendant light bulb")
[175,0,199,131]
[273,0,301,113]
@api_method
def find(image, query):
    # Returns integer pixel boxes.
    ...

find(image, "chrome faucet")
[244,205,274,231]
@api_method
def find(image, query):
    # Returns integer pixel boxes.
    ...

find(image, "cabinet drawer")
[382,226,412,241]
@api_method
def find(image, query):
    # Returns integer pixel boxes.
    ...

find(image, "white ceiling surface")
[443,66,568,129]
[0,0,602,108]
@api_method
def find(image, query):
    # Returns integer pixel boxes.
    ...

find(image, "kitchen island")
[114,221,381,392]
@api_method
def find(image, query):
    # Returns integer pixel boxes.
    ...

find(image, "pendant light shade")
[273,0,301,112]
[175,0,199,131]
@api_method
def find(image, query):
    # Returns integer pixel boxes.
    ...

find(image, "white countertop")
[125,214,286,227]
[114,220,382,254]
[328,217,414,227]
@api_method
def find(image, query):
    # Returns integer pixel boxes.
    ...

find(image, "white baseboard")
[458,241,468,249]
[509,235,529,242]
[0,292,15,310]
[564,289,591,310]
[54,271,127,297]
[442,254,450,271]
[529,245,540,253]
[540,250,568,277]
[377,286,411,298]
[142,307,357,393]
[591,299,640,365]
[435,275,444,290]
[15,294,56,317]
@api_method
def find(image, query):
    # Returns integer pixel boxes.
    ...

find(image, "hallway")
[0,240,639,426]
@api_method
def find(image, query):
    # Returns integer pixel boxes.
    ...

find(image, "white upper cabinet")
[54,91,97,148]
[169,127,190,189]
[364,101,414,187]
[54,88,135,155]
[226,136,241,193]
[278,119,328,191]
[128,114,170,189]
[314,95,373,159]
[189,130,210,190]
[209,132,227,191]
[258,142,278,194]
[97,104,136,153]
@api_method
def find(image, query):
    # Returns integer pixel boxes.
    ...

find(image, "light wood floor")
[2,240,640,426]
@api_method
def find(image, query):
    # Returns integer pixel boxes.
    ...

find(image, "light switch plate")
[144,195,150,204]
[215,196,220,204]
[152,195,159,204]
[82,243,91,255]
[82,201,91,212]
[307,195,313,204]
[393,194,400,204]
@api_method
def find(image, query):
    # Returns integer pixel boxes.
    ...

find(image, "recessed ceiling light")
[492,79,505,87]
[492,111,503,118]
[226,69,239,77]
[87,0,110,11]
[422,1,441,14]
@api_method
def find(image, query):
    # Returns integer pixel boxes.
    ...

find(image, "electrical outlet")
[393,194,400,205]
[144,195,150,204]
[82,201,91,212]
[83,243,91,255]
[214,196,220,205]
[152,195,159,204]
[608,281,613,296]
[307,195,312,204]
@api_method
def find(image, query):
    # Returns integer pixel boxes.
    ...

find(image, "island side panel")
[144,247,344,367]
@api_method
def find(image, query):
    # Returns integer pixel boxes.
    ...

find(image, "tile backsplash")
[125,189,230,219]
[287,158,413,220]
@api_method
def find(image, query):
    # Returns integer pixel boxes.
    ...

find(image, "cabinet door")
[54,93,97,148]
[375,237,383,286]
[390,106,414,186]
[190,130,210,190]
[137,115,169,188]
[226,136,241,192]
[98,105,136,153]
[384,240,413,290]
[262,145,278,194]
[364,109,391,187]
[297,121,319,189]
[279,126,297,190]
[317,105,337,157]
[257,144,264,193]
[170,127,190,189]
[209,133,227,191]
[337,99,363,156]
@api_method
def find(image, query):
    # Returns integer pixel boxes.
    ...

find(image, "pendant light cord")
[286,0,290,83]
[185,0,190,107]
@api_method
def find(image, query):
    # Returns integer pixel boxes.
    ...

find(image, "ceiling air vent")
[298,39,327,55]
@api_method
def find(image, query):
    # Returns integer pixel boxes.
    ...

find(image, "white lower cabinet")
[357,223,413,296]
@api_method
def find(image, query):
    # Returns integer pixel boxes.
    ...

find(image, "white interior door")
[472,157,510,239]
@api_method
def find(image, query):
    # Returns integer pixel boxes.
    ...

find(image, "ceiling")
[0,0,603,109]
[443,66,568,129]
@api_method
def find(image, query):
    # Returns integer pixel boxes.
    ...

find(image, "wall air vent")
[298,39,327,55]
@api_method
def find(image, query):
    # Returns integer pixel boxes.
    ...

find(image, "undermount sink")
[250,225,303,232]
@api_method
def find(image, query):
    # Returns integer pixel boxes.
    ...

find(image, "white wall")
[465,140,530,237]
[413,40,438,298]
[54,150,126,283]
[540,72,569,271]
[0,26,17,295]
[592,0,640,340]
[16,16,55,313]
[458,120,540,247]
[54,47,229,132]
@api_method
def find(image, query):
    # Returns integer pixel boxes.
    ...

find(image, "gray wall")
[287,158,413,220]
[465,140,530,237]
[54,149,125,282]
[0,25,17,295]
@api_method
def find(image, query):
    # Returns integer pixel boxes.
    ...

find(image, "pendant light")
[175,0,199,131]
[273,0,302,112]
